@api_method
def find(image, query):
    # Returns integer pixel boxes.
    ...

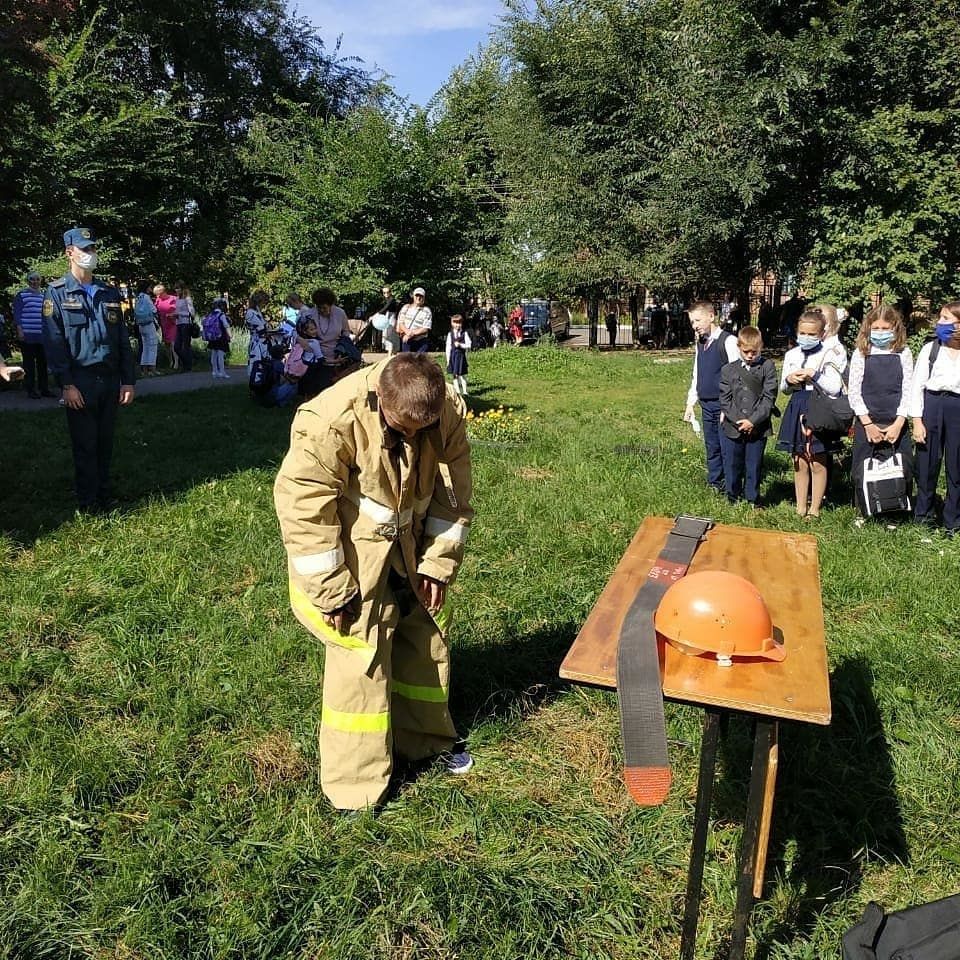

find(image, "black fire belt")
[616,515,713,805]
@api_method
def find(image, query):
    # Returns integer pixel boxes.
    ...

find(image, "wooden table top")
[560,517,831,725]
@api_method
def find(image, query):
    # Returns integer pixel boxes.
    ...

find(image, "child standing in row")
[848,304,913,518]
[776,308,847,518]
[683,300,740,492]
[446,314,472,396]
[912,302,960,533]
[202,298,232,379]
[719,326,778,506]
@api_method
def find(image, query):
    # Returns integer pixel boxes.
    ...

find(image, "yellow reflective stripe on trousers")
[289,582,369,652]
[433,600,453,633]
[392,679,448,703]
[322,703,389,734]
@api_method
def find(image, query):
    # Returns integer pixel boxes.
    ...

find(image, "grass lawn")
[1,346,958,959]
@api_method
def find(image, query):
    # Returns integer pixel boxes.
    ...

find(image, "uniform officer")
[43,227,136,513]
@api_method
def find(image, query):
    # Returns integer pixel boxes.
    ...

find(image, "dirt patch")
[247,730,307,789]
[516,466,554,482]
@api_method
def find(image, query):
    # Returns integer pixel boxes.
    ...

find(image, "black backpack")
[249,358,276,399]
[842,894,960,959]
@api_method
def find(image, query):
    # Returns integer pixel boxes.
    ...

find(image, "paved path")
[0,355,391,412]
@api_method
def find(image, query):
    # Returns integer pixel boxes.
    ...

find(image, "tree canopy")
[3,0,957,312]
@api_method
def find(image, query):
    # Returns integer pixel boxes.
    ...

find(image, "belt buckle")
[672,514,714,540]
[374,522,399,541]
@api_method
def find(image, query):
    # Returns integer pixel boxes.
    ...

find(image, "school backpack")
[249,358,276,398]
[201,310,224,342]
[859,444,912,517]
[284,343,310,379]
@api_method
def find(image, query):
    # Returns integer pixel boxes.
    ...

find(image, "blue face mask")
[797,333,821,351]
[870,330,894,347]
[936,322,958,344]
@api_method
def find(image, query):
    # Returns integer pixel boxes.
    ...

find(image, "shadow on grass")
[464,383,528,417]
[449,618,580,733]
[0,389,295,545]
[709,657,907,959]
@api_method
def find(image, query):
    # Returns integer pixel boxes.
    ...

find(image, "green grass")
[1,346,958,959]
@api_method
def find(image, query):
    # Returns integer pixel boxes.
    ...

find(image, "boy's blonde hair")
[856,304,906,355]
[688,300,715,319]
[737,326,762,350]
[811,303,839,337]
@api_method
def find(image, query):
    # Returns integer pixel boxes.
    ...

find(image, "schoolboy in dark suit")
[719,326,778,506]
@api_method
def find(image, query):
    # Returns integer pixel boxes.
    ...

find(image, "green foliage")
[0,0,377,294]
[236,102,478,311]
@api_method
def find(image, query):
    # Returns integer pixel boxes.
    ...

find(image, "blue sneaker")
[442,747,474,775]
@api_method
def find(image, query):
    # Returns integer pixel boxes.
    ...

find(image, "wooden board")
[560,517,831,725]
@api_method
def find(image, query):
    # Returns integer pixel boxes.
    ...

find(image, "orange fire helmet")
[654,570,785,665]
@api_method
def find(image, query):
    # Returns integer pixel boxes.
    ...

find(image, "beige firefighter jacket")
[274,359,474,668]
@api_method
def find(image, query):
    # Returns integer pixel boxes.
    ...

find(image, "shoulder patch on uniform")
[43,298,54,318]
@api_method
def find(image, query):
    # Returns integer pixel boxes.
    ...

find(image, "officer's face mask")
[71,246,98,271]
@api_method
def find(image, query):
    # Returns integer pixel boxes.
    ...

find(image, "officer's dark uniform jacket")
[42,274,135,387]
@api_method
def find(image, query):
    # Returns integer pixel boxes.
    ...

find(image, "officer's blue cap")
[63,226,97,249]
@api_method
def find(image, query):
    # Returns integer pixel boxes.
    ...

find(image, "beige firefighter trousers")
[320,572,458,810]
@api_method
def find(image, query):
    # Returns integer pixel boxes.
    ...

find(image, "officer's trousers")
[21,342,49,395]
[65,367,119,510]
[320,572,458,810]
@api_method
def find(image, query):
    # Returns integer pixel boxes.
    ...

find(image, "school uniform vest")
[696,333,729,401]
[861,353,902,425]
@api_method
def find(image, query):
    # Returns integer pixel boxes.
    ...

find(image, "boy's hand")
[682,405,694,422]
[913,421,926,444]
[417,575,446,613]
[323,601,357,635]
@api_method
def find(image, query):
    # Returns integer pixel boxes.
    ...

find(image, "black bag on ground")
[842,894,960,959]
[859,444,912,517]
[806,377,854,434]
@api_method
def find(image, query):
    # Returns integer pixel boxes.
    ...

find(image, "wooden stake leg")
[753,724,779,899]
[728,720,777,960]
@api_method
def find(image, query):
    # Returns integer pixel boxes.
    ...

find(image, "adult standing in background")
[378,284,401,356]
[154,284,178,369]
[174,282,196,372]
[281,293,306,337]
[374,284,399,353]
[13,270,53,398]
[133,280,159,376]
[43,226,135,514]
[398,287,432,353]
[311,288,348,352]
[245,290,271,373]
